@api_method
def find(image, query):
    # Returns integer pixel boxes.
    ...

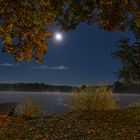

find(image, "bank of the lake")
[0,108,140,140]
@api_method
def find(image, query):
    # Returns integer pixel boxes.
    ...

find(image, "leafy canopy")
[113,38,140,85]
[0,0,58,63]
[0,0,140,62]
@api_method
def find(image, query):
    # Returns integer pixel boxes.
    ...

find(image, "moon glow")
[54,32,63,41]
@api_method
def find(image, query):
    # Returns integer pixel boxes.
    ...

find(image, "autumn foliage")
[0,0,139,62]
[0,0,56,63]
[15,99,43,118]
[68,86,118,114]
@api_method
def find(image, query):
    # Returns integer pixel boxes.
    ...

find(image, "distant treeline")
[0,82,140,93]
[113,82,140,94]
[81,83,140,94]
[0,83,76,92]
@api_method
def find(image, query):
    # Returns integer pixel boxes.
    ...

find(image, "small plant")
[15,99,44,118]
[67,85,118,114]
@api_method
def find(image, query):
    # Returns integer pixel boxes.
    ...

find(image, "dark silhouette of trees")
[0,83,75,92]
[113,38,140,85]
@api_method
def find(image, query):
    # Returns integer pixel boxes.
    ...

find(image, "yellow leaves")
[8,24,13,32]
[3,29,50,63]
[16,99,43,118]
[22,50,32,62]
[44,32,53,38]
[0,0,139,63]
[0,0,57,63]
[134,10,140,28]
[15,56,24,62]
[43,44,48,51]
[4,35,12,45]
[14,50,32,62]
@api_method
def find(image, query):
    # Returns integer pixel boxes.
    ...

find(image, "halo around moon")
[54,32,63,41]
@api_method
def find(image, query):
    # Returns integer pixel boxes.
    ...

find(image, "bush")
[15,99,44,118]
[67,86,118,114]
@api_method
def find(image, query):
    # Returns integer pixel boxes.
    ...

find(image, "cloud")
[32,65,69,70]
[0,63,14,67]
[0,63,19,67]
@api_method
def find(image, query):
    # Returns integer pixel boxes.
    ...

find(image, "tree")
[113,38,140,85]
[57,0,140,37]
[0,0,59,63]
[0,0,140,62]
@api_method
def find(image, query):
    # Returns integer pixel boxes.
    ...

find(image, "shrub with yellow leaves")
[67,85,119,114]
[15,99,44,118]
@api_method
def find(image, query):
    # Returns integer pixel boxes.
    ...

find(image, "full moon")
[54,32,63,41]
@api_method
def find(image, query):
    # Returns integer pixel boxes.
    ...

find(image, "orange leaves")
[134,9,140,28]
[3,35,12,45]
[35,57,42,64]
[0,25,3,33]
[0,0,139,63]
[0,0,57,63]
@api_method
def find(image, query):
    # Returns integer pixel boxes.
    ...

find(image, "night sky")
[0,23,135,86]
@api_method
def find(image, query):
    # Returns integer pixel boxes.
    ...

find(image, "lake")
[0,91,140,114]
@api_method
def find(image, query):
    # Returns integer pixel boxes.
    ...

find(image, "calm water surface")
[0,91,140,113]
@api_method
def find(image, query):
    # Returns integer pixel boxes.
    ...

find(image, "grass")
[67,86,118,114]
[15,99,45,118]
[0,108,140,140]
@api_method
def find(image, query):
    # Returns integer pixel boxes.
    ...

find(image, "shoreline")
[0,108,140,139]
